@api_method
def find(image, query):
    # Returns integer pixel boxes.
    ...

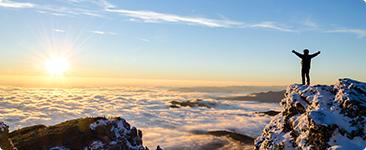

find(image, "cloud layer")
[0,87,278,148]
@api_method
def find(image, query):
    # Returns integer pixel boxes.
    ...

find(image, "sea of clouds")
[0,86,280,149]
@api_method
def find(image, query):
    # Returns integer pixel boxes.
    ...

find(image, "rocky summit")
[255,78,366,149]
[1,117,160,150]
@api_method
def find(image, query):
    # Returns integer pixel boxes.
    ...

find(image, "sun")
[44,56,70,76]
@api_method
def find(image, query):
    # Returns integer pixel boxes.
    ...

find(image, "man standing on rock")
[292,49,320,85]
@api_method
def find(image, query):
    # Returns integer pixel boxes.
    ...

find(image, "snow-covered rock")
[2,117,160,150]
[85,117,145,150]
[0,122,16,150]
[0,123,8,133]
[255,78,366,150]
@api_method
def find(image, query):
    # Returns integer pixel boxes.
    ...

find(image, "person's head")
[303,49,309,55]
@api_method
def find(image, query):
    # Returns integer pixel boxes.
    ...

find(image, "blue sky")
[0,0,365,86]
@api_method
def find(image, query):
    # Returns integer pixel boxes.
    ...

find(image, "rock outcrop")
[0,122,16,150]
[169,99,216,108]
[255,78,366,149]
[1,117,160,150]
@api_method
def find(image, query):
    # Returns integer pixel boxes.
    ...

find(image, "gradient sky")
[0,0,365,87]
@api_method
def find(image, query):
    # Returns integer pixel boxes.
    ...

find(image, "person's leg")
[301,69,305,85]
[306,70,310,85]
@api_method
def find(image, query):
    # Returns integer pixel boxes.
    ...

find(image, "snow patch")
[0,122,8,132]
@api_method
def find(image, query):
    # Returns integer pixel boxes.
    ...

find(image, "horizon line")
[0,75,290,88]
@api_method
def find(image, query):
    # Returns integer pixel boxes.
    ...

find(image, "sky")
[0,0,365,87]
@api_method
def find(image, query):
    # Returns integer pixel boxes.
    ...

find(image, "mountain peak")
[255,78,366,149]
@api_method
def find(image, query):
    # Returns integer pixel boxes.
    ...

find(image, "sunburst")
[44,56,70,76]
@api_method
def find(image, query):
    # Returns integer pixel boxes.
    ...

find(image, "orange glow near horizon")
[0,75,290,88]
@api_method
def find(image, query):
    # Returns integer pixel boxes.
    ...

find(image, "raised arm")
[310,51,321,58]
[292,50,303,58]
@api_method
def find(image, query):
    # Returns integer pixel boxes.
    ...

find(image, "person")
[292,49,320,85]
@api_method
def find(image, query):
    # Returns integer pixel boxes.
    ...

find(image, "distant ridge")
[169,86,285,94]
[217,90,285,103]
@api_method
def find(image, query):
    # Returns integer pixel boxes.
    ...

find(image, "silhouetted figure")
[292,49,320,85]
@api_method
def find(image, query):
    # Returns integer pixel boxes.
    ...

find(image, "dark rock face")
[255,79,366,150]
[0,122,16,150]
[255,110,280,116]
[206,131,254,144]
[1,117,159,150]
